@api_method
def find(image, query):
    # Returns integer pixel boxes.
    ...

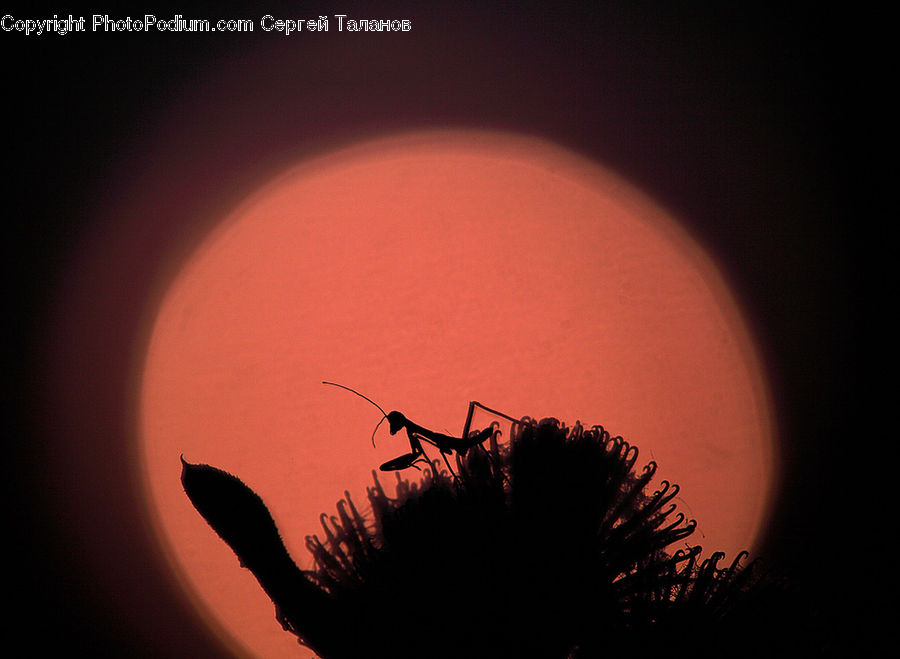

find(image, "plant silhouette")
[182,417,801,658]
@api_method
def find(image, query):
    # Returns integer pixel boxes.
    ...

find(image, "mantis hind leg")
[462,401,521,440]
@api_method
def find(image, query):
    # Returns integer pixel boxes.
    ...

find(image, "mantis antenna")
[322,381,387,447]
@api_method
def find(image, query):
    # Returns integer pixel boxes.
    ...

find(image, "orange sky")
[139,131,776,659]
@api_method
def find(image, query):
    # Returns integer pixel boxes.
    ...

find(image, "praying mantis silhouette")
[322,381,520,478]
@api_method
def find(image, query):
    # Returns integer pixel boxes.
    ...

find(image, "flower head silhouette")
[183,417,798,658]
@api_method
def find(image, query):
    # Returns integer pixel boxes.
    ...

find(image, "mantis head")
[387,411,407,435]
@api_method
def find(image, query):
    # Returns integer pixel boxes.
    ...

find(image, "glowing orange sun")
[139,130,776,659]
